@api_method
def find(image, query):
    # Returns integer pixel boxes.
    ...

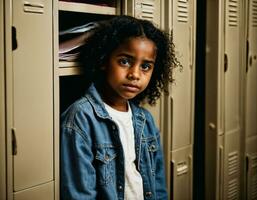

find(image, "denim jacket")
[61,84,168,200]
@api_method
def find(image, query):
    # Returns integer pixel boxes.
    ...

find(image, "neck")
[96,83,128,112]
[104,99,128,112]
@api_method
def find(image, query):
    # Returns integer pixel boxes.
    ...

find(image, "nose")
[127,65,140,80]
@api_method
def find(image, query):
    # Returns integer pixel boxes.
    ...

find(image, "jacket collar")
[84,83,145,120]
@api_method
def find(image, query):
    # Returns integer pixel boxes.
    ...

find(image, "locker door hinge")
[11,128,17,155]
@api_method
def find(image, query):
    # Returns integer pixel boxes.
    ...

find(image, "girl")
[61,15,180,200]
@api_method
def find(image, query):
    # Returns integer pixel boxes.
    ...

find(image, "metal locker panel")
[246,0,257,139]
[246,1,257,199]
[12,0,53,191]
[205,0,226,199]
[170,146,193,200]
[171,0,195,149]
[14,181,54,200]
[224,0,241,132]
[223,0,242,198]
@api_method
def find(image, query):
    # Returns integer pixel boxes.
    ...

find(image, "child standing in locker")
[60,15,180,200]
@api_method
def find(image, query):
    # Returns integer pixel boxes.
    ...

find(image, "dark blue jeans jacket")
[60,84,168,200]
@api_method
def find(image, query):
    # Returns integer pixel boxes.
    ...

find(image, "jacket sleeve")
[60,126,97,200]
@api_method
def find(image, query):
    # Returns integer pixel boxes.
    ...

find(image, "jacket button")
[118,185,123,190]
[150,144,156,151]
[145,191,152,198]
[104,155,109,161]
[112,125,116,130]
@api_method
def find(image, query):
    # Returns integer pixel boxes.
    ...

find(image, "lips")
[122,83,140,92]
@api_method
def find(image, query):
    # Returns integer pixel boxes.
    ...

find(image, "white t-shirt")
[104,103,144,200]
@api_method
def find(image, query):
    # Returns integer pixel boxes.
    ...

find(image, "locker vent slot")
[251,174,257,199]
[228,151,239,176]
[23,1,44,14]
[228,0,238,27]
[141,1,155,22]
[177,0,188,23]
[227,178,239,200]
[252,0,257,27]
[251,155,257,169]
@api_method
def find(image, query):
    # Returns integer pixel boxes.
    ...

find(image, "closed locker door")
[223,0,242,199]
[166,0,195,199]
[246,0,257,199]
[10,0,54,198]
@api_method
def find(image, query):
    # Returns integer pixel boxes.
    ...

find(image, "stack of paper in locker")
[59,0,114,7]
[59,22,98,63]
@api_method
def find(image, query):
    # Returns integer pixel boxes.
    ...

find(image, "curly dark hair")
[80,15,181,105]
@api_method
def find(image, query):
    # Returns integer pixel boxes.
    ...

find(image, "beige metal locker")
[205,0,225,199]
[163,0,196,199]
[3,0,55,199]
[246,0,257,199]
[223,0,242,199]
[205,0,245,199]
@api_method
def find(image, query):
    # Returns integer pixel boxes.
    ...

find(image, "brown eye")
[141,63,152,71]
[119,58,131,67]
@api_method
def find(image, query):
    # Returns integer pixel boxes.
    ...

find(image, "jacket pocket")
[146,137,158,174]
[95,146,117,185]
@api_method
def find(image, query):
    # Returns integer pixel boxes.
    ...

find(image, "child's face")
[102,37,156,105]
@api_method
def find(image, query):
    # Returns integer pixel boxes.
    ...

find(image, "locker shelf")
[59,1,117,15]
[59,61,80,68]
[58,66,83,76]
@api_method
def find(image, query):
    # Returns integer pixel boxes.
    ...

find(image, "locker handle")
[12,128,17,155]
[246,40,249,72]
[224,53,228,72]
[12,26,18,51]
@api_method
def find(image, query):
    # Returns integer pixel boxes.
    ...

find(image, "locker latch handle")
[12,128,17,155]
[246,40,249,73]
[224,53,228,72]
[12,26,18,51]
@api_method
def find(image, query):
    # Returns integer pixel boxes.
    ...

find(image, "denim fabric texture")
[61,84,168,200]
